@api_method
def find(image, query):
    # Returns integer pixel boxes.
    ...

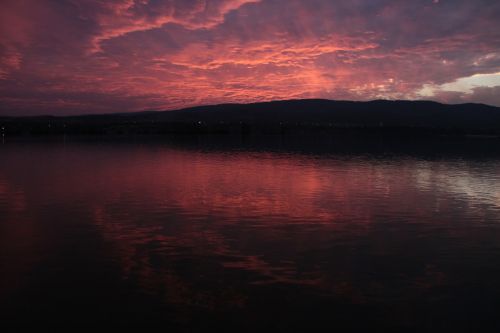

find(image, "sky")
[0,0,500,116]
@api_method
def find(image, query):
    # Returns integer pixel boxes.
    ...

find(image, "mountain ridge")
[1,99,499,119]
[2,99,500,137]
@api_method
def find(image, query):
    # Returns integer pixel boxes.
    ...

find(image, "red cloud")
[87,0,261,53]
[0,0,499,115]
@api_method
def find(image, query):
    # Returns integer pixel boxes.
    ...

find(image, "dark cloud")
[1,0,499,115]
[431,85,500,106]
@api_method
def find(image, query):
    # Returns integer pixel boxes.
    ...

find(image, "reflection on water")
[1,141,500,330]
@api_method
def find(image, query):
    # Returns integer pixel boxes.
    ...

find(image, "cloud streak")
[1,0,500,115]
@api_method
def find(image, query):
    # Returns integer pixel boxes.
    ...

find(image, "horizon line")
[1,98,497,119]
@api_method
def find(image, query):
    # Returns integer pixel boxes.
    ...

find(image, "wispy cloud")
[1,0,500,115]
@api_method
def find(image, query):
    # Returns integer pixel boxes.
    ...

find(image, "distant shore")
[2,99,500,138]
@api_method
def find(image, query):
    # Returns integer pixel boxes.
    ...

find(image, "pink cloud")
[0,0,499,115]
[86,0,261,53]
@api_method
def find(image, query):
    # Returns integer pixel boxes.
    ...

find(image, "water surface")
[1,139,500,331]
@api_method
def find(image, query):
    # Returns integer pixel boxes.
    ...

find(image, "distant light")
[418,72,500,96]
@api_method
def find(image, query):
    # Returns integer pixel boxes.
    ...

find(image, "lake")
[1,138,500,331]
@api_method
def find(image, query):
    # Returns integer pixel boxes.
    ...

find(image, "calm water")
[1,139,500,330]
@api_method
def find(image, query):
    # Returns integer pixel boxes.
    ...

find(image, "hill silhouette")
[2,99,500,137]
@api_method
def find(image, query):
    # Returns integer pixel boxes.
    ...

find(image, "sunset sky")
[1,0,500,115]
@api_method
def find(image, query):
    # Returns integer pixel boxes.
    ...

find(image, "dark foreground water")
[1,138,500,331]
